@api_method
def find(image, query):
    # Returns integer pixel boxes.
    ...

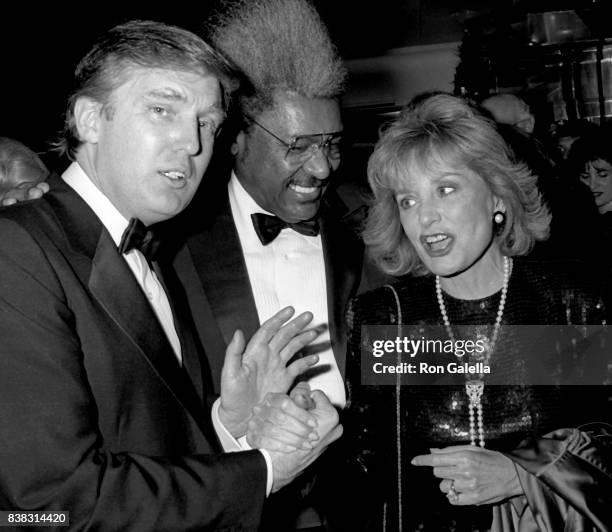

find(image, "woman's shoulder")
[355,274,432,302]
[349,275,434,322]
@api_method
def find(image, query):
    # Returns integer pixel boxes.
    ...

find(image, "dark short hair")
[365,93,550,276]
[565,123,612,176]
[55,20,238,160]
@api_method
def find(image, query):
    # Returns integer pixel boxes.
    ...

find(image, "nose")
[302,148,333,181]
[588,176,598,191]
[418,198,441,227]
[174,118,201,156]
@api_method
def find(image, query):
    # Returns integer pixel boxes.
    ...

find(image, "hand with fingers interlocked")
[246,383,320,453]
[260,389,342,493]
[219,306,320,438]
[246,392,318,453]
[411,445,523,506]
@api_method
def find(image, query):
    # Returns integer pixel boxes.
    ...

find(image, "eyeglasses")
[245,116,343,164]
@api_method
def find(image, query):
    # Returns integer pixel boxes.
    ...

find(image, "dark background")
[0,0,608,163]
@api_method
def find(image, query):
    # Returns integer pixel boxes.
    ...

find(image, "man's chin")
[283,204,321,223]
[143,201,190,225]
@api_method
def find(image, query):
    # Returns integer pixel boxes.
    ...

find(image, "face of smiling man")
[233,92,343,223]
[77,66,224,226]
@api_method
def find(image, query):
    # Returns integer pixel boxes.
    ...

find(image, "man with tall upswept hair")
[169,0,365,529]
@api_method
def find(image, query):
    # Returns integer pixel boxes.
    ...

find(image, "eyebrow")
[146,88,187,101]
[145,89,226,120]
[393,172,461,193]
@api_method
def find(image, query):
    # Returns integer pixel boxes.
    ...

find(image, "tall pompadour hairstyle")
[364,93,551,277]
[55,19,239,160]
[206,0,347,119]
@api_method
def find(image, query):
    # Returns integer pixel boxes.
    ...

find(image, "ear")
[231,130,246,156]
[73,97,104,145]
[493,196,506,214]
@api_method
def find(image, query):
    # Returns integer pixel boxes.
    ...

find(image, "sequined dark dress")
[342,257,612,531]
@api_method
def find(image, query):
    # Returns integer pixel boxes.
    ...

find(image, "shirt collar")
[62,162,129,247]
[227,171,322,250]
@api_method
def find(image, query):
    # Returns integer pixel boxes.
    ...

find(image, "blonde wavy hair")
[365,93,551,277]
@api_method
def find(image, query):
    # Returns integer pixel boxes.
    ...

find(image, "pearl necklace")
[435,256,511,447]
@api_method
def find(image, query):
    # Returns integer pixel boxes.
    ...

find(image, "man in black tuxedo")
[173,0,364,410]
[0,20,341,531]
[167,1,366,529]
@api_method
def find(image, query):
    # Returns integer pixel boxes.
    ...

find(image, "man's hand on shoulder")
[219,307,320,437]
[1,181,50,206]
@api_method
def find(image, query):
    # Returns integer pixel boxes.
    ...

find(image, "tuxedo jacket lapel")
[90,232,213,438]
[47,175,211,437]
[153,259,210,402]
[187,191,260,344]
[176,188,259,392]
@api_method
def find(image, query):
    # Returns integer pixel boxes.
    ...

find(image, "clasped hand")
[248,385,342,493]
[219,306,319,438]
[411,445,523,506]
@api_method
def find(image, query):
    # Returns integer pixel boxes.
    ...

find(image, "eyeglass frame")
[243,115,344,164]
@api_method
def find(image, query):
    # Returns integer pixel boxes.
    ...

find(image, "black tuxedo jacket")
[0,174,266,531]
[171,179,365,393]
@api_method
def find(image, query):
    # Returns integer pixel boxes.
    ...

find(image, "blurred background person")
[480,93,535,135]
[549,118,600,163]
[0,137,49,203]
[478,95,605,275]
[564,123,612,276]
[341,94,612,531]
[567,123,612,216]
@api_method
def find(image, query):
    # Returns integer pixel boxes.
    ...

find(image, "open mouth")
[289,183,321,195]
[160,170,187,181]
[420,233,453,255]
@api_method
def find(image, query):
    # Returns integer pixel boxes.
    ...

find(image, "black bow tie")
[118,217,161,265]
[251,213,319,245]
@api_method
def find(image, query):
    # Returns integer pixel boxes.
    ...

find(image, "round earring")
[493,211,505,225]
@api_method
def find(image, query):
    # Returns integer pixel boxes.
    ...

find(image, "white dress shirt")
[63,162,273,494]
[228,173,346,407]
